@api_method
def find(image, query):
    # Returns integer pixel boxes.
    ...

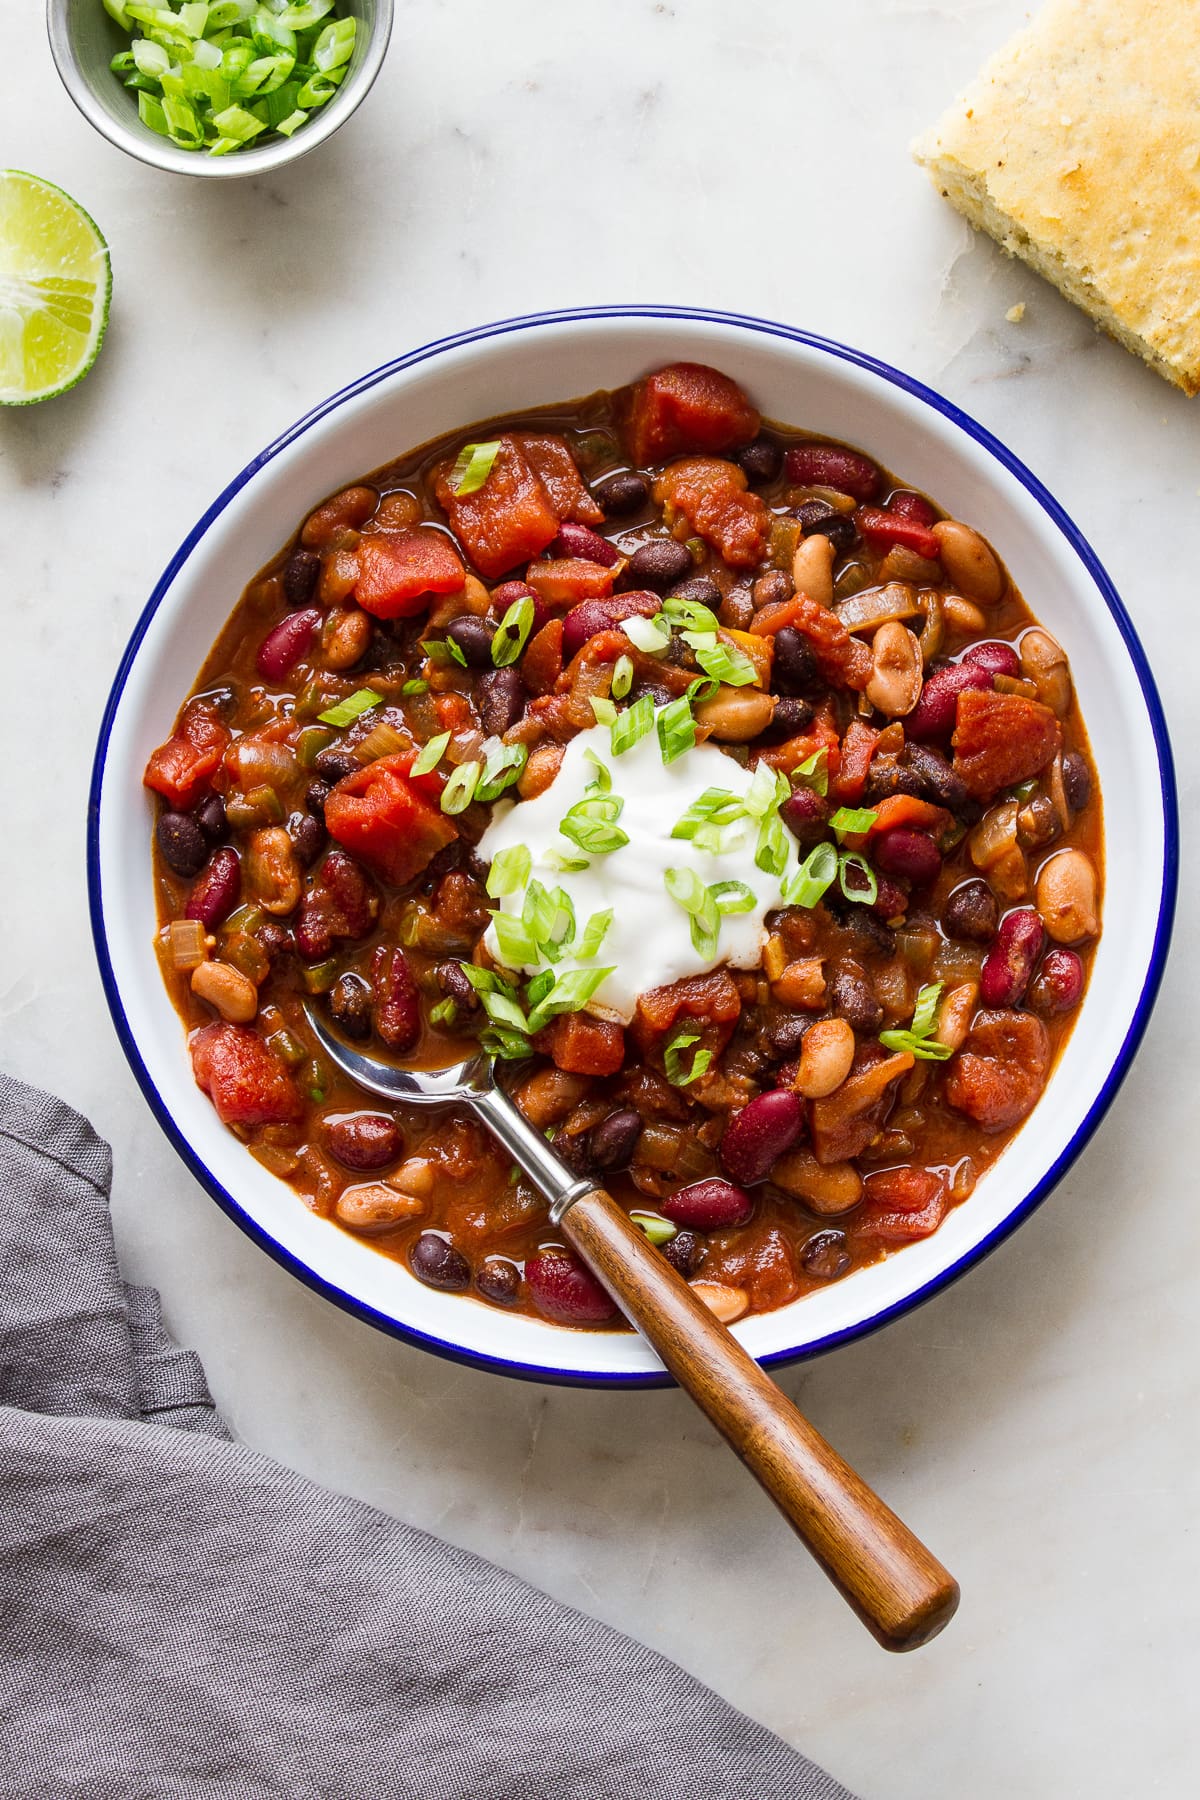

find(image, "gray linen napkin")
[0,1072,855,1800]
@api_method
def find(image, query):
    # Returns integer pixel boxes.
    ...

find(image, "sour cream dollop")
[477,721,803,1024]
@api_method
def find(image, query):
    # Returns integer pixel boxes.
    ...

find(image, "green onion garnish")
[692,639,759,687]
[440,760,481,814]
[664,595,718,634]
[422,637,468,669]
[475,739,528,802]
[486,844,532,899]
[657,692,698,766]
[400,678,430,696]
[754,810,788,878]
[576,908,614,959]
[671,787,743,842]
[410,729,450,777]
[492,912,541,969]
[664,1029,713,1088]
[583,749,612,794]
[781,841,839,909]
[830,806,878,840]
[711,879,756,915]
[880,982,954,1061]
[590,696,618,726]
[837,849,878,904]
[611,654,634,699]
[621,613,672,656]
[559,793,630,856]
[740,761,784,821]
[544,848,591,874]
[429,996,457,1027]
[451,440,503,496]
[630,1211,678,1246]
[664,867,720,958]
[318,687,381,728]
[525,966,616,1036]
[792,748,829,797]
[491,595,536,668]
[610,694,654,755]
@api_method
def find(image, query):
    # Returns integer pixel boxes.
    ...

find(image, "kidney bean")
[943,878,999,944]
[185,848,240,928]
[771,625,819,694]
[795,1017,856,1100]
[719,1090,804,1186]
[255,607,322,682]
[371,945,420,1052]
[194,792,228,844]
[328,1112,402,1170]
[829,963,883,1032]
[1062,752,1091,815]
[666,575,722,609]
[476,1257,521,1304]
[626,538,692,593]
[296,852,378,959]
[661,1230,701,1278]
[282,548,321,607]
[785,443,881,500]
[553,520,619,566]
[801,1229,852,1281]
[597,472,649,516]
[329,973,373,1041]
[764,1013,809,1058]
[477,666,524,735]
[588,1109,643,1171]
[773,1150,863,1215]
[410,1232,471,1292]
[662,1177,754,1232]
[907,660,993,741]
[719,587,755,631]
[286,810,326,869]
[873,875,908,921]
[525,1247,616,1324]
[980,907,1045,1006]
[875,827,941,886]
[321,606,372,671]
[1017,794,1060,851]
[964,640,1020,680]
[561,591,661,660]
[157,811,209,879]
[491,577,542,619]
[888,491,938,529]
[735,438,783,484]
[446,615,496,668]
[1029,947,1085,1016]
[313,746,359,785]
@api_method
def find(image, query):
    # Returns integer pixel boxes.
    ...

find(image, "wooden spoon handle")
[561,1185,959,1652]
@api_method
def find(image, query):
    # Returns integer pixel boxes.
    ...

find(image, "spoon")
[305,1004,959,1651]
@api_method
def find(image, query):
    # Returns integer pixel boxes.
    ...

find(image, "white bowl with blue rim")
[89,307,1178,1387]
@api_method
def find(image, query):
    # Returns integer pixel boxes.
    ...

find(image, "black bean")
[157,811,209,879]
[282,548,320,607]
[752,569,792,610]
[597,472,649,516]
[1016,794,1060,850]
[942,879,999,945]
[435,961,480,1013]
[662,1231,701,1277]
[793,504,856,554]
[410,1232,471,1292]
[735,438,782,485]
[194,792,227,844]
[479,665,524,732]
[666,575,722,609]
[771,626,819,694]
[313,747,358,785]
[801,1230,852,1281]
[305,779,332,821]
[476,1257,520,1305]
[287,810,326,867]
[829,963,884,1032]
[863,760,923,804]
[1062,751,1091,814]
[328,973,374,1041]
[627,538,692,593]
[759,696,814,742]
[447,615,496,669]
[765,1013,810,1057]
[551,1129,593,1176]
[720,587,755,631]
[256,921,292,962]
[904,743,971,812]
[588,1109,643,1171]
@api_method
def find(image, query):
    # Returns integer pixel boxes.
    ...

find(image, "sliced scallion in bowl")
[103,0,357,157]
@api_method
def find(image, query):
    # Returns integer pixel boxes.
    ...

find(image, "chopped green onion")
[664,1029,713,1088]
[544,849,591,874]
[410,729,450,777]
[440,761,481,815]
[295,726,335,769]
[493,912,541,969]
[830,806,878,841]
[664,868,720,959]
[880,983,953,1061]
[630,1211,678,1246]
[754,810,788,878]
[422,637,468,669]
[525,966,616,1035]
[583,749,612,794]
[711,880,756,915]
[837,849,878,905]
[451,440,502,496]
[313,15,356,71]
[621,612,672,656]
[401,678,430,696]
[664,595,718,634]
[525,967,556,1009]
[911,981,943,1037]
[781,841,838,908]
[657,693,698,766]
[475,739,528,802]
[559,794,629,856]
[481,1026,533,1061]
[692,638,759,687]
[429,997,457,1028]
[671,787,743,840]
[610,694,654,755]
[317,687,381,727]
[741,761,781,821]
[792,748,829,797]
[491,595,536,668]
[589,696,618,726]
[486,844,532,898]
[611,654,634,699]
[576,908,614,958]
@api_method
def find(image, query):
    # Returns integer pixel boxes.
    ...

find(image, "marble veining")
[2,4,1196,1795]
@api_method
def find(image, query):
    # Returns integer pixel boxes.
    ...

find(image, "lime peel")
[0,171,111,407]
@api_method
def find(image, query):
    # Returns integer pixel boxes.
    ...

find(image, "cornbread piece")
[913,0,1200,394]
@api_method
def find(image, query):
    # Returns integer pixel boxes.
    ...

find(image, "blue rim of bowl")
[88,304,1179,1389]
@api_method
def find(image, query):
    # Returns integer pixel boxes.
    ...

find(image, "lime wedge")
[0,171,111,407]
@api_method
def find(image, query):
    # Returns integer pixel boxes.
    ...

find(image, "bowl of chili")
[89,307,1177,1385]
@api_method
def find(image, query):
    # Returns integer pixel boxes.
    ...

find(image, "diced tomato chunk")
[652,457,769,568]
[144,707,230,810]
[809,1051,913,1164]
[540,1012,625,1077]
[324,753,457,887]
[524,558,616,606]
[860,1168,949,1244]
[515,434,603,524]
[619,363,760,466]
[831,718,879,805]
[520,618,564,696]
[951,687,1060,802]
[633,970,742,1054]
[433,436,564,580]
[944,1009,1050,1132]
[866,795,951,838]
[855,506,941,561]
[190,1023,302,1127]
[355,528,465,619]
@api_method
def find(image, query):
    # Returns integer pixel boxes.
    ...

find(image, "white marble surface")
[3,3,1197,1794]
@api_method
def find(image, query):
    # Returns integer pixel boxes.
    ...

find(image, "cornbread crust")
[913,0,1200,394]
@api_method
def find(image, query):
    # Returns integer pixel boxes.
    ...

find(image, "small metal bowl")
[46,0,393,179]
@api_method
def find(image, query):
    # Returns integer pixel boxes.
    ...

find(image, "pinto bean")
[336,1184,426,1235]
[795,1018,856,1099]
[772,1149,863,1215]
[476,1258,521,1304]
[936,982,978,1050]
[1035,849,1100,943]
[190,959,258,1023]
[689,1281,749,1324]
[329,972,373,1041]
[865,621,922,717]
[244,827,302,916]
[694,685,775,741]
[1062,751,1091,814]
[771,957,826,1010]
[322,606,372,671]
[791,531,835,606]
[301,485,377,549]
[514,1067,591,1129]
[752,569,792,610]
[801,1229,852,1280]
[943,878,999,944]
[1020,628,1072,716]
[942,595,988,635]
[931,520,1004,603]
